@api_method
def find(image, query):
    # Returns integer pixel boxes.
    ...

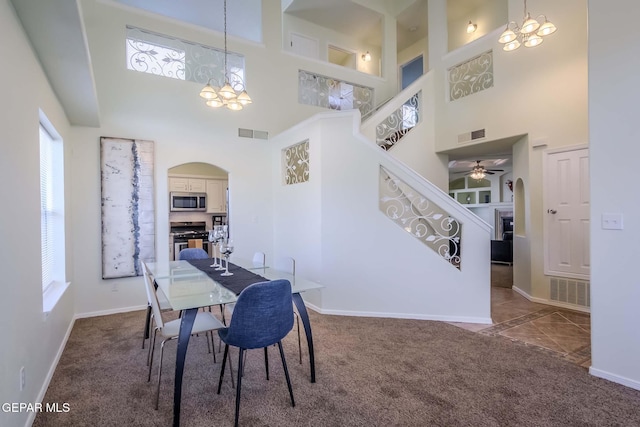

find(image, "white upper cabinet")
[206,179,227,213]
[169,177,206,192]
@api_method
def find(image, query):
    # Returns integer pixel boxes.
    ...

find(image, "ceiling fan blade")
[487,169,504,172]
[485,171,495,175]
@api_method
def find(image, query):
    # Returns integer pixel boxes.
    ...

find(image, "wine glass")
[208,229,220,267]
[213,226,225,270]
[220,240,234,276]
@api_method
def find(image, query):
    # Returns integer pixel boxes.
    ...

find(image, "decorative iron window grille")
[375,91,421,150]
[379,166,462,269]
[125,25,246,89]
[448,50,493,101]
[298,70,374,117]
[283,140,310,185]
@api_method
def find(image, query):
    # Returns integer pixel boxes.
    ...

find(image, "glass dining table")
[144,258,322,427]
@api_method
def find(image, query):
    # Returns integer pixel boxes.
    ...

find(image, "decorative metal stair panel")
[375,91,421,150]
[380,166,462,269]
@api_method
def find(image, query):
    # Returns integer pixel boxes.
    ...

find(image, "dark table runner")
[186,259,269,296]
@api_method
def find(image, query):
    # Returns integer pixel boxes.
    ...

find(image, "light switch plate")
[602,213,623,230]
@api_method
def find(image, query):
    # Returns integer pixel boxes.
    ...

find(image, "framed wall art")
[100,137,155,278]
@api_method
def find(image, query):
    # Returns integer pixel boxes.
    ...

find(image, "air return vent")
[550,277,590,308]
[458,128,486,144]
[238,128,253,138]
[253,130,269,140]
[238,128,269,140]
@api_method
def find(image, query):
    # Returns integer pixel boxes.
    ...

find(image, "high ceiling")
[284,0,384,47]
[114,0,494,53]
[10,0,500,128]
[113,0,263,43]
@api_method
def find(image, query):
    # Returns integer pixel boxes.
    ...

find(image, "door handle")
[547,209,557,214]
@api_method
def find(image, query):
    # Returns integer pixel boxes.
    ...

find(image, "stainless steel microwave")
[170,192,207,212]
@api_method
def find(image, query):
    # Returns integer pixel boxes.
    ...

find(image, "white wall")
[283,13,382,77]
[430,0,588,304]
[448,0,508,52]
[0,2,75,426]
[67,0,403,317]
[271,111,492,322]
[588,0,640,391]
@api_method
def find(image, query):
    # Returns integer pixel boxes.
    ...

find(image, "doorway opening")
[328,45,356,69]
[167,162,228,261]
[400,55,423,90]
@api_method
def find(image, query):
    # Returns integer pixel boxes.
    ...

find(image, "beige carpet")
[34,309,640,426]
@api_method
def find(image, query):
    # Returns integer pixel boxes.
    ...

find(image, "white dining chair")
[252,251,266,268]
[142,262,229,409]
[274,257,302,364]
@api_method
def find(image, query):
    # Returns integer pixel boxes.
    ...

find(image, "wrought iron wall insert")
[298,70,374,117]
[379,166,462,269]
[375,91,421,150]
[283,140,310,185]
[448,50,493,101]
[126,25,246,89]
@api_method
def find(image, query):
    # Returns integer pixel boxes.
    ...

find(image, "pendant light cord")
[223,0,228,83]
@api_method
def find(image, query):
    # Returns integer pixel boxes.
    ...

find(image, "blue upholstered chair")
[178,248,209,260]
[217,279,295,427]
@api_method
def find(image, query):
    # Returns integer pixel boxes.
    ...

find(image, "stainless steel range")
[169,221,210,260]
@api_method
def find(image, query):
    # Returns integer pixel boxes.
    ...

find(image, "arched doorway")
[168,162,228,260]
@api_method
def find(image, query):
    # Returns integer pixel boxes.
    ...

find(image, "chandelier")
[470,167,486,181]
[498,0,557,52]
[199,0,252,110]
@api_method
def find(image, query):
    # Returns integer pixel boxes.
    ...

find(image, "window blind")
[40,125,54,291]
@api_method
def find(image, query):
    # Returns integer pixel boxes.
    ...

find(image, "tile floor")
[449,267,592,369]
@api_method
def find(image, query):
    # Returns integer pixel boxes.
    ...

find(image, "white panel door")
[290,32,318,59]
[545,148,590,279]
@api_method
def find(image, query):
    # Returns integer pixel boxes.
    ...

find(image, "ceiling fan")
[457,160,504,180]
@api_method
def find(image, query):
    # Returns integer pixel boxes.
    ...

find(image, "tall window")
[40,122,65,292]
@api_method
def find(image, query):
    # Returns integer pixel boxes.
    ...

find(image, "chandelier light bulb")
[205,98,224,108]
[503,39,521,51]
[199,83,218,100]
[226,100,243,111]
[521,14,540,34]
[237,90,252,105]
[498,28,517,44]
[524,34,543,48]
[537,20,557,36]
[218,82,236,99]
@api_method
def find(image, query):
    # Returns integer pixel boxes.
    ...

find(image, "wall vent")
[238,128,269,140]
[550,277,590,308]
[458,128,486,144]
[253,130,269,140]
[238,128,254,138]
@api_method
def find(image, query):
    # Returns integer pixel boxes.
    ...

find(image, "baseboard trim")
[314,307,492,324]
[74,304,148,319]
[27,317,76,427]
[512,286,591,314]
[590,367,640,391]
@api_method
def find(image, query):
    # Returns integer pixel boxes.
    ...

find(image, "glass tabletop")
[145,259,323,311]
[232,258,323,294]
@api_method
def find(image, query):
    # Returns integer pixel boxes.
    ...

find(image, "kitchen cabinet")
[206,179,227,213]
[169,177,206,193]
